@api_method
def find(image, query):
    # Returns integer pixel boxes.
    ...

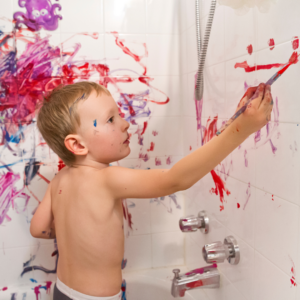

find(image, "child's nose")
[123,118,130,130]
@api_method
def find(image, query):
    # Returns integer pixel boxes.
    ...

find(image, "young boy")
[30,81,273,300]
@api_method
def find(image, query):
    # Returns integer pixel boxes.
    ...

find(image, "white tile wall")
[2,0,300,299]
[182,0,300,299]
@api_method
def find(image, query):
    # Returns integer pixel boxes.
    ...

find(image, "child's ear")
[64,134,88,156]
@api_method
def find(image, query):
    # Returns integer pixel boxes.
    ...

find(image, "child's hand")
[233,83,273,136]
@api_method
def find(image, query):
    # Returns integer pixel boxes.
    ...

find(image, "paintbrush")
[216,52,299,136]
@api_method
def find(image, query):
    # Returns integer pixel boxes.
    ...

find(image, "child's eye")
[108,117,114,123]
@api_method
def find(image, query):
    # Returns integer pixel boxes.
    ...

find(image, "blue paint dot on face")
[93,119,97,127]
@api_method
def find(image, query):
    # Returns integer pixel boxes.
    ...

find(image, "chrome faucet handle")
[173,269,181,279]
[179,210,209,234]
[202,235,240,265]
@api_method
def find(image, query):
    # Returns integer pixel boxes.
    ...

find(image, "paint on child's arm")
[93,119,97,127]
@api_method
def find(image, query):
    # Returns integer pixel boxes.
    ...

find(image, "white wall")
[181,0,300,299]
[0,0,185,294]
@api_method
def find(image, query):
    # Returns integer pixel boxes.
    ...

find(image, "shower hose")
[195,0,217,100]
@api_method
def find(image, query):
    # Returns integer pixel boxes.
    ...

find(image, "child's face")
[77,91,130,164]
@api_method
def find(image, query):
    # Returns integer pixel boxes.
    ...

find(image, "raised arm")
[105,84,272,199]
[104,120,248,200]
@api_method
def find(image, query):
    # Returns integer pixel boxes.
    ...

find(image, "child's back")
[52,165,124,296]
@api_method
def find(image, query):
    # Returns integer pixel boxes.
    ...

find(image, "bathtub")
[0,267,209,300]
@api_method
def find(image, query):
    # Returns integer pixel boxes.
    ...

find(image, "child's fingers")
[245,86,257,101]
[259,84,272,109]
[251,83,266,109]
[235,86,257,113]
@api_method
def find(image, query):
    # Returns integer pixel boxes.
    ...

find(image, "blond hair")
[37,81,111,166]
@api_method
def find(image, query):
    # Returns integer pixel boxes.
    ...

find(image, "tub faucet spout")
[171,264,220,298]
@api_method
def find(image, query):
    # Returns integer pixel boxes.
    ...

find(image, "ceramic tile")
[224,6,256,61]
[255,122,300,205]
[219,230,254,300]
[229,132,256,184]
[204,5,225,67]
[254,251,296,300]
[123,234,152,271]
[104,0,146,34]
[204,273,247,300]
[146,0,180,34]
[0,246,34,286]
[255,0,300,51]
[1,205,36,249]
[185,0,195,30]
[202,62,226,119]
[104,33,147,76]
[126,197,151,236]
[145,116,183,158]
[186,24,198,74]
[182,116,199,156]
[225,53,257,119]
[180,29,188,74]
[0,123,23,163]
[179,0,187,34]
[255,188,299,275]
[146,34,180,76]
[256,42,300,123]
[215,177,255,247]
[150,191,184,233]
[185,72,197,119]
[30,242,57,282]
[152,231,184,268]
[60,0,103,33]
[146,76,182,117]
[0,0,13,33]
[61,33,104,61]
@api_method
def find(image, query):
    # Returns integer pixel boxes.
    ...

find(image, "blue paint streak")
[30,278,38,283]
[93,119,97,127]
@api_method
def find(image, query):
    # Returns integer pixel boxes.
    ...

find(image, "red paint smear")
[210,170,230,211]
[288,51,299,65]
[237,203,240,208]
[33,285,42,300]
[292,37,299,50]
[189,146,192,150]
[111,31,148,76]
[235,51,299,74]
[122,201,133,230]
[268,38,275,50]
[203,116,218,144]
[186,280,203,289]
[166,156,171,165]
[2,287,8,291]
[58,159,65,171]
[152,130,158,136]
[247,44,253,55]
[45,281,52,294]
[141,121,148,135]
[234,61,284,73]
[138,76,170,105]
[37,172,50,184]
[155,157,161,166]
[147,142,155,151]
[51,250,58,256]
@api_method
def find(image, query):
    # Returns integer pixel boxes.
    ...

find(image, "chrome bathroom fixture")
[195,0,217,100]
[171,265,220,297]
[202,235,240,265]
[179,210,209,234]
